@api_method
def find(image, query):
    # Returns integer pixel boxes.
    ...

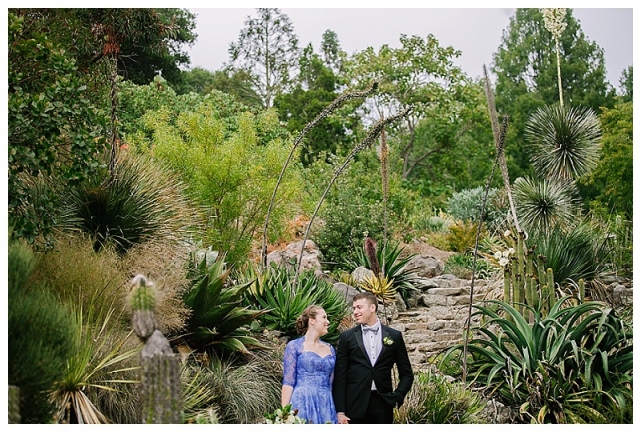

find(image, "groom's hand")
[337,412,350,424]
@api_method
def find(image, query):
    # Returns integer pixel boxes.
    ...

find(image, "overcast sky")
[184,5,633,90]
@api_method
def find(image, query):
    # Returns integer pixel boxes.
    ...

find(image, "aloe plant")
[182,253,268,355]
[346,239,418,307]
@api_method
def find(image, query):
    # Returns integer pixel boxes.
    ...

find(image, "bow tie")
[362,325,379,334]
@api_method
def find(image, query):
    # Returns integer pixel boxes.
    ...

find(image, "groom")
[333,292,414,424]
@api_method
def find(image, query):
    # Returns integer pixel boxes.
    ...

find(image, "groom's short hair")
[353,291,378,311]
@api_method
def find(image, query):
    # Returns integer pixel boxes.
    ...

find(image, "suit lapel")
[374,327,390,366]
[354,326,369,359]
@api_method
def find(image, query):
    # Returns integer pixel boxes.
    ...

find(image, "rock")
[266,239,324,271]
[407,254,444,278]
[352,266,374,284]
[333,282,360,305]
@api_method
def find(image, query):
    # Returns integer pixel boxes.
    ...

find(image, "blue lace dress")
[282,336,338,424]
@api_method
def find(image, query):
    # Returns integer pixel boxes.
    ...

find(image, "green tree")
[228,8,300,108]
[491,8,616,179]
[618,66,633,102]
[177,67,262,107]
[273,43,355,166]
[578,101,633,219]
[345,34,477,181]
[10,8,197,87]
[8,12,108,246]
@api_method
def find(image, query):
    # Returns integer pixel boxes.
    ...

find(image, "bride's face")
[310,309,329,336]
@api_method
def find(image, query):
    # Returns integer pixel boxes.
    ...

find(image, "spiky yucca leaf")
[513,176,579,234]
[525,103,601,181]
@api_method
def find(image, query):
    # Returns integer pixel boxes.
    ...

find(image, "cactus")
[129,274,158,342]
[129,274,181,423]
[501,231,558,319]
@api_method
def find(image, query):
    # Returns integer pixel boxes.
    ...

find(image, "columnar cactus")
[129,274,158,342]
[502,230,558,321]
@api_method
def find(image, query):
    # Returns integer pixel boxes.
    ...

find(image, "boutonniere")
[383,336,394,346]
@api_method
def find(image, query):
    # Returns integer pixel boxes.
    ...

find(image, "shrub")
[61,151,198,254]
[445,220,484,253]
[443,253,495,280]
[395,369,486,424]
[8,237,76,423]
[446,186,507,231]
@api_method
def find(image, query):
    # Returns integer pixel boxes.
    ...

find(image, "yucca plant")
[50,306,140,424]
[181,252,268,356]
[525,103,601,182]
[394,369,486,424]
[441,296,633,423]
[61,151,198,254]
[512,176,580,234]
[241,265,350,344]
[346,239,419,307]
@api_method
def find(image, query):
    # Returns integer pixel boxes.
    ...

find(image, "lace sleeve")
[282,339,298,387]
[329,344,336,385]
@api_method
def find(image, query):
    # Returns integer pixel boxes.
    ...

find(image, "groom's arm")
[393,332,414,406]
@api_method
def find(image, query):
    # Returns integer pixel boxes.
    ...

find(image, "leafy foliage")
[578,101,632,219]
[8,12,108,246]
[128,98,301,265]
[441,297,633,423]
[181,253,268,356]
[395,370,486,424]
[446,186,508,232]
[443,253,496,280]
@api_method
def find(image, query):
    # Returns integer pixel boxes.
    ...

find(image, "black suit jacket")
[332,324,414,419]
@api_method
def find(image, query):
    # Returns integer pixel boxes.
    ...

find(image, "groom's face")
[352,298,377,326]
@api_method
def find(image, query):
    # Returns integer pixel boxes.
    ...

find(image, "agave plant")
[181,252,268,356]
[525,102,601,182]
[346,240,419,307]
[241,265,350,344]
[441,296,633,423]
[512,176,579,235]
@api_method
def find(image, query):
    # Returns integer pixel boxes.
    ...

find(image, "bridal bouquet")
[264,404,307,424]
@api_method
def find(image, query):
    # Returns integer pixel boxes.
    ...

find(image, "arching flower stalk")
[292,107,411,290]
[260,83,379,270]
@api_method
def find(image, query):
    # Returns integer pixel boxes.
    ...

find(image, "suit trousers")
[349,390,394,424]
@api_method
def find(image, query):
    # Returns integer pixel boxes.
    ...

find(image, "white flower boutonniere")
[383,336,394,346]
